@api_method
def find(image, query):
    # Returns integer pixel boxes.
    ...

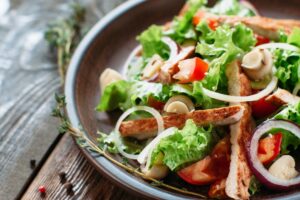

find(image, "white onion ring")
[247,120,300,189]
[114,106,164,160]
[162,37,179,61]
[203,76,278,103]
[137,127,176,168]
[255,43,300,52]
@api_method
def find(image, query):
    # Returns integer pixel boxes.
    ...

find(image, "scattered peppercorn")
[38,185,46,194]
[58,171,66,183]
[64,182,73,195]
[30,159,36,169]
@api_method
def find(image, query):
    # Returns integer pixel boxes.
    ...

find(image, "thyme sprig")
[45,3,86,83]
[52,93,206,198]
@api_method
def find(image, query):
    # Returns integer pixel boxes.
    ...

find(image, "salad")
[96,0,300,199]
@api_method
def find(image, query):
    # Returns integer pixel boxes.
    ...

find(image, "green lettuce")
[195,23,256,93]
[211,0,256,17]
[96,80,130,111]
[273,102,300,153]
[287,28,300,48]
[165,0,207,43]
[137,25,169,60]
[274,101,300,126]
[248,176,262,195]
[150,119,214,171]
[98,131,146,154]
[273,49,300,92]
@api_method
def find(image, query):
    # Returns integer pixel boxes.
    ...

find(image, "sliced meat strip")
[266,88,300,106]
[202,12,300,40]
[119,105,243,140]
[225,61,254,200]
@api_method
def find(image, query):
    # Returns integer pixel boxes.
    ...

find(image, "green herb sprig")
[45,3,86,83]
[52,93,206,198]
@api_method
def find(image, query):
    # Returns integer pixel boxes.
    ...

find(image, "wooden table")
[0,0,139,199]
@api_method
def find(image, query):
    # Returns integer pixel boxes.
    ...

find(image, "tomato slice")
[178,156,216,185]
[177,137,230,185]
[255,34,270,46]
[193,11,218,30]
[258,133,282,165]
[173,57,209,83]
[251,95,278,119]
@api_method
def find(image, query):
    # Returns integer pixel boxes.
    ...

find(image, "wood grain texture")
[0,0,126,199]
[21,134,141,200]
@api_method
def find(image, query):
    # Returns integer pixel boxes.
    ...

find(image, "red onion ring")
[247,120,300,190]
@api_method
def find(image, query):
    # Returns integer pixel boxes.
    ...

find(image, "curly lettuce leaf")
[196,23,256,93]
[96,80,130,111]
[274,101,300,126]
[137,25,169,60]
[273,102,300,153]
[98,131,146,154]
[151,119,214,171]
[165,0,207,43]
[273,49,300,92]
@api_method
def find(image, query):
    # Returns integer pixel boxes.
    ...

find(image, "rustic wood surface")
[0,0,127,199]
[21,134,140,200]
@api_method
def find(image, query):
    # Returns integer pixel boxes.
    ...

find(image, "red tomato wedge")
[177,137,230,185]
[251,95,278,119]
[173,57,209,83]
[193,11,218,30]
[258,133,283,165]
[255,34,270,46]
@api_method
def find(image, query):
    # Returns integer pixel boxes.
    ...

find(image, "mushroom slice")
[141,164,169,179]
[164,95,195,114]
[241,49,273,81]
[99,68,123,93]
[268,155,299,180]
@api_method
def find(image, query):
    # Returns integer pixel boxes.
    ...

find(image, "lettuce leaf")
[273,49,300,92]
[165,0,207,43]
[137,25,169,60]
[196,23,256,93]
[150,119,214,171]
[274,101,300,126]
[273,102,300,153]
[287,28,300,48]
[96,80,130,111]
[96,80,167,111]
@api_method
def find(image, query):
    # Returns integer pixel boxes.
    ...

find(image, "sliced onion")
[162,37,179,61]
[255,43,300,52]
[240,0,260,16]
[202,76,278,103]
[247,120,300,190]
[114,106,164,160]
[137,127,177,166]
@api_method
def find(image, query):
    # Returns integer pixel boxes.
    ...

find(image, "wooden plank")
[21,134,141,200]
[0,0,126,199]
